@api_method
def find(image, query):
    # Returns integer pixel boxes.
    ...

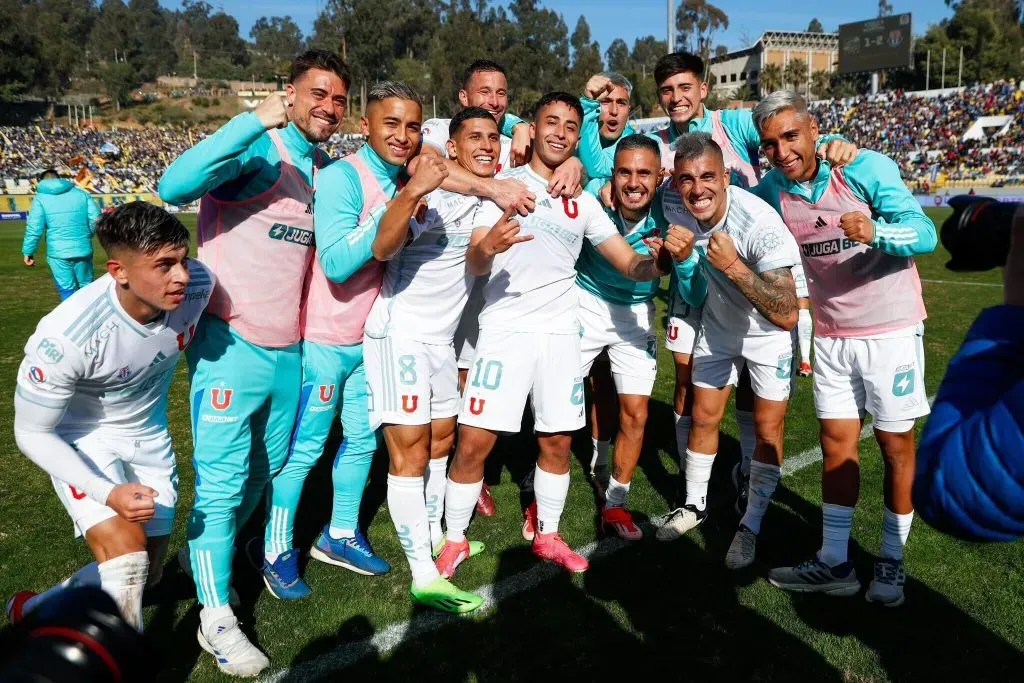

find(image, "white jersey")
[16,260,214,438]
[421,117,513,173]
[365,188,481,344]
[474,166,618,334]
[695,186,801,338]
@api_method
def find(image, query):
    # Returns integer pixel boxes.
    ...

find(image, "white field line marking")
[921,278,1001,288]
[259,403,932,681]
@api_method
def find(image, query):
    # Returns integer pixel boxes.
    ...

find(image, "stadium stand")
[0,125,365,196]
[810,80,1024,187]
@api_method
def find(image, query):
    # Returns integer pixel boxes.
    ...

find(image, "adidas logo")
[814,216,828,229]
[434,597,473,609]
[148,351,167,368]
[539,198,554,210]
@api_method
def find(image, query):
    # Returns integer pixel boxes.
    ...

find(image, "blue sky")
[169,0,953,54]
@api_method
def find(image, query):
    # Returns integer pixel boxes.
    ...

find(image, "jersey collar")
[280,122,318,163]
[783,156,832,204]
[358,143,402,185]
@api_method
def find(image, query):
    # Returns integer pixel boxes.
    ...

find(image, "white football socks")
[819,503,856,566]
[328,526,355,540]
[443,478,483,543]
[605,476,630,509]
[98,551,149,631]
[533,466,570,535]
[880,508,914,560]
[25,560,101,615]
[673,413,691,470]
[424,456,449,548]
[684,449,716,511]
[590,438,610,473]
[797,308,813,365]
[739,460,781,534]
[735,410,755,477]
[386,474,438,588]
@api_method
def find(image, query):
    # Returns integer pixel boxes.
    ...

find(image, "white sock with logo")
[98,551,150,631]
[684,449,716,512]
[605,476,630,509]
[819,503,856,566]
[880,508,914,560]
[386,474,438,588]
[739,461,782,534]
[443,478,483,543]
[798,309,813,365]
[533,466,570,535]
[590,438,610,473]
[424,456,449,548]
[674,413,691,470]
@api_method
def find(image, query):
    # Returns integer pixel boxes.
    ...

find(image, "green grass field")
[1,208,1022,682]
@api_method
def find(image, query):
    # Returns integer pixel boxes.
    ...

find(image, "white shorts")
[52,430,178,538]
[665,285,702,355]
[454,278,486,370]
[813,325,930,429]
[578,289,657,396]
[364,335,459,430]
[692,327,796,402]
[458,329,585,433]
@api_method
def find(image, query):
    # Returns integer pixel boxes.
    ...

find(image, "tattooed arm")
[723,264,798,330]
[595,233,669,282]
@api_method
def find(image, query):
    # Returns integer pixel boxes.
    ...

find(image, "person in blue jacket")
[914,206,1024,542]
[23,169,100,300]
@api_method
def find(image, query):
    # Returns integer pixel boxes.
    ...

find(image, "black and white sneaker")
[654,504,707,541]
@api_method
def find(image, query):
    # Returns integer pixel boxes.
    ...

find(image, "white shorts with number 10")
[364,335,460,431]
[458,328,585,433]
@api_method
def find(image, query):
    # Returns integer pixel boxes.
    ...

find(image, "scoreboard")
[838,13,913,74]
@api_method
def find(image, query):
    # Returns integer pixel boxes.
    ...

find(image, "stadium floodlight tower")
[667,0,674,53]
[837,13,913,96]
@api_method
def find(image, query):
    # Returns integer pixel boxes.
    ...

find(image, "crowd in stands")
[810,80,1024,185]
[2,81,1022,195]
[0,125,365,196]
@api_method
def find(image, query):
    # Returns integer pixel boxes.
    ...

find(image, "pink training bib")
[779,167,926,338]
[709,110,760,189]
[300,153,389,345]
[196,130,323,348]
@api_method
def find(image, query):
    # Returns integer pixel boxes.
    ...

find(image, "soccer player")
[421,59,583,518]
[158,49,348,675]
[655,135,801,574]
[261,81,429,599]
[575,133,703,539]
[442,92,684,577]
[363,106,500,613]
[752,91,935,606]
[576,71,638,483]
[23,168,101,300]
[9,202,211,632]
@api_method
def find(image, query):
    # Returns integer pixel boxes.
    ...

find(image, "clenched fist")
[585,75,614,100]
[664,225,696,262]
[839,211,875,244]
[706,231,740,272]
[106,483,158,524]
[510,124,531,168]
[254,93,290,131]
[407,155,449,197]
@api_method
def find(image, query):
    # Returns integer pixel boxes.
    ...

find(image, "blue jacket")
[23,179,100,260]
[914,305,1024,542]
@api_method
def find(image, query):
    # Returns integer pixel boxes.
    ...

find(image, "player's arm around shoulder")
[184,258,217,312]
[590,198,666,282]
[842,151,937,257]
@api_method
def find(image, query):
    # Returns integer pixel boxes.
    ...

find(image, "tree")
[103,60,138,111]
[759,63,782,94]
[675,0,729,68]
[714,44,728,57]
[128,0,176,81]
[783,58,808,94]
[733,84,756,101]
[502,0,570,113]
[811,69,831,99]
[806,18,824,33]
[630,35,667,77]
[605,38,630,73]
[0,0,47,100]
[29,0,96,95]
[569,16,603,94]
[878,0,893,17]
[250,16,304,63]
